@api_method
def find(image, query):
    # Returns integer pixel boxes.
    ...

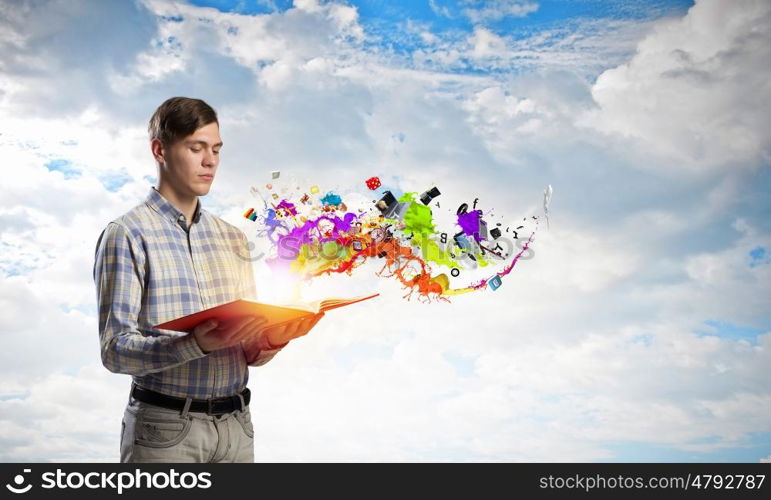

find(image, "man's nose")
[203,150,217,166]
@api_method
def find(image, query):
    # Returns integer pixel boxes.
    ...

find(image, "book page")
[266,294,378,314]
[262,298,322,314]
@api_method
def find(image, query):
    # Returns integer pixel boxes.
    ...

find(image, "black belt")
[131,384,250,416]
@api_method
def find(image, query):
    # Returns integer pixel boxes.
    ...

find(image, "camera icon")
[5,469,32,494]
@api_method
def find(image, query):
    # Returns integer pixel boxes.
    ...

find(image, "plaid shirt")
[93,186,283,399]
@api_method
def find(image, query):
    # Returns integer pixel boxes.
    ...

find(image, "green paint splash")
[396,192,459,269]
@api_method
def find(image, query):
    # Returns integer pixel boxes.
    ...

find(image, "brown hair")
[148,97,218,145]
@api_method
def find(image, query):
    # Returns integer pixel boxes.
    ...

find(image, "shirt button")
[178,215,185,220]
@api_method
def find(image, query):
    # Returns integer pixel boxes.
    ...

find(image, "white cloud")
[0,365,126,462]
[428,0,539,24]
[414,24,655,91]
[581,0,771,174]
[428,0,453,19]
[468,26,508,59]
[463,0,539,24]
[0,0,769,463]
[0,0,158,116]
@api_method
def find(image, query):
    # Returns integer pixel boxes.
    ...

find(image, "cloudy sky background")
[1,0,770,462]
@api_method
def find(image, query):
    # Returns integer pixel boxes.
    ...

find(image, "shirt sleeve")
[93,222,208,376]
[236,230,287,367]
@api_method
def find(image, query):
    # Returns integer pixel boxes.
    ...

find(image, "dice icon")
[365,176,381,190]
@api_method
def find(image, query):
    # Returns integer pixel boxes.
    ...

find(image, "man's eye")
[191,148,201,153]
[213,150,220,155]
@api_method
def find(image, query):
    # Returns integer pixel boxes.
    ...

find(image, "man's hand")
[192,316,268,354]
[263,312,325,347]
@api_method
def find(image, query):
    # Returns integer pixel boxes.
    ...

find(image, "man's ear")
[150,138,166,165]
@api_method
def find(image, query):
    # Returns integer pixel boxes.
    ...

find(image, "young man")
[93,96,323,463]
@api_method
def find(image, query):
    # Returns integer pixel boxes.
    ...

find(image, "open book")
[153,293,380,333]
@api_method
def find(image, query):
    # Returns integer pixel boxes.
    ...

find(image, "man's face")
[155,121,222,197]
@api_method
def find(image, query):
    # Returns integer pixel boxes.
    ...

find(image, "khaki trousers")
[120,387,255,463]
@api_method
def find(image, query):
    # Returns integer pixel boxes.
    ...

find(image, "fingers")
[243,317,269,339]
[251,313,324,348]
[194,318,220,335]
[286,317,309,337]
[286,313,323,339]
[295,317,313,336]
[261,321,292,347]
[232,316,268,341]
[218,316,267,346]
[219,316,256,337]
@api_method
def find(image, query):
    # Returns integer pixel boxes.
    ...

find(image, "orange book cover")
[153,293,380,333]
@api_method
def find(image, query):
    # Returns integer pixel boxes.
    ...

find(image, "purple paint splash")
[457,209,485,242]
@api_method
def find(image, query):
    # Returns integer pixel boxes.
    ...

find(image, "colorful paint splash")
[243,176,542,302]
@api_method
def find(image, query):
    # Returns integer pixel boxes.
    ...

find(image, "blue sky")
[190,0,694,27]
[189,0,696,75]
[0,0,769,462]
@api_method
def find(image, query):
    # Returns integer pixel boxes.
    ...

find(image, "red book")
[153,293,380,333]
